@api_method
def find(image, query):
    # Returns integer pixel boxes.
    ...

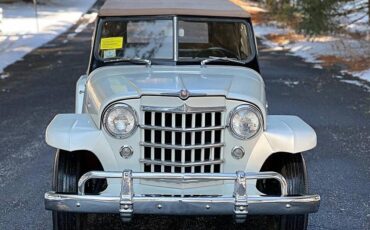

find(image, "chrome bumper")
[45,170,320,223]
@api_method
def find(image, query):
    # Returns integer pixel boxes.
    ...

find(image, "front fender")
[264,115,317,153]
[45,114,118,170]
[46,114,100,151]
[247,115,317,173]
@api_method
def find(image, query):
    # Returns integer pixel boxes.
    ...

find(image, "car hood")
[85,65,266,122]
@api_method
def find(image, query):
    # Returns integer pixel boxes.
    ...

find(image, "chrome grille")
[140,105,225,173]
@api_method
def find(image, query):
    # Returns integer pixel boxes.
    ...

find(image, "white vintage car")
[44,0,320,229]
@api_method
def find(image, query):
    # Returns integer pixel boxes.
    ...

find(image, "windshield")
[98,19,173,60]
[178,20,251,60]
[96,17,252,62]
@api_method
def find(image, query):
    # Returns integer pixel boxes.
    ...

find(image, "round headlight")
[229,104,262,139]
[103,103,137,138]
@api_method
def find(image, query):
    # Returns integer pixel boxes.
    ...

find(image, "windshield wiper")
[104,57,151,66]
[200,56,246,67]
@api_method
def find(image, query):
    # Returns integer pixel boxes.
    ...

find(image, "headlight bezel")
[228,104,263,140]
[102,103,138,139]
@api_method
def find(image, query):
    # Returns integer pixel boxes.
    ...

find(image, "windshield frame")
[92,16,257,66]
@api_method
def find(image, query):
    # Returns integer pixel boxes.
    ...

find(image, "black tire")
[279,154,308,230]
[257,153,308,230]
[52,150,86,230]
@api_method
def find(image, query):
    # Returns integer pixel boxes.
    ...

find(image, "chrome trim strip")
[173,16,178,62]
[142,104,226,113]
[160,91,207,98]
[139,159,224,167]
[140,142,225,150]
[140,125,225,132]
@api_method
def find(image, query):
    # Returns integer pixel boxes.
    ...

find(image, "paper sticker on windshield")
[103,50,116,59]
[100,37,123,50]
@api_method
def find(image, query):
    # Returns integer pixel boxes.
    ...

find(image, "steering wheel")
[195,47,239,58]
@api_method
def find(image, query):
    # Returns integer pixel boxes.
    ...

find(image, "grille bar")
[141,106,224,174]
[140,125,225,132]
[191,113,196,173]
[140,142,224,150]
[140,159,224,167]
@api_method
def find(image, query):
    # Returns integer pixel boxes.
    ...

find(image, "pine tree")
[299,0,339,35]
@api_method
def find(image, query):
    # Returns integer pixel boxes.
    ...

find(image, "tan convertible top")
[99,0,250,18]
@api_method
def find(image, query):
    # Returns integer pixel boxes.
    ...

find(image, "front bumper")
[45,170,320,223]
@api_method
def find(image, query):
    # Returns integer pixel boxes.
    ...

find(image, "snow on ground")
[0,0,96,75]
[342,68,370,83]
[255,24,369,66]
[235,1,370,89]
[341,0,369,33]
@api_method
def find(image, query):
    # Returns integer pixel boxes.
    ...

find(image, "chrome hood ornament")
[179,89,190,100]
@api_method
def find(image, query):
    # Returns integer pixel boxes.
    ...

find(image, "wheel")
[279,154,308,230]
[52,150,86,230]
[257,153,308,230]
